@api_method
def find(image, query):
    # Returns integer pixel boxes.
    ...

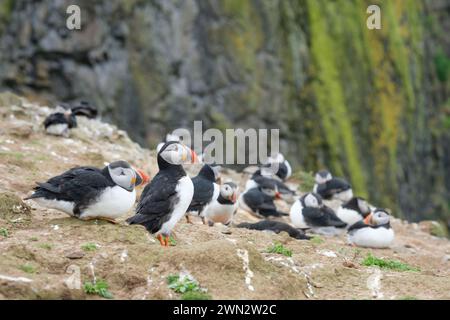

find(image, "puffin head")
[220,182,238,203]
[158,141,198,167]
[365,208,390,225]
[107,160,138,192]
[315,170,332,184]
[258,180,279,199]
[301,192,323,208]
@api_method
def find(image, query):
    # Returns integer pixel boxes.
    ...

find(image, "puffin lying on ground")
[336,197,372,227]
[186,164,221,224]
[70,100,98,119]
[290,192,347,235]
[204,182,239,226]
[313,170,353,202]
[25,161,148,223]
[44,109,77,137]
[239,180,288,218]
[347,208,394,248]
[264,153,292,181]
[127,141,198,246]
[237,220,310,240]
[245,168,296,201]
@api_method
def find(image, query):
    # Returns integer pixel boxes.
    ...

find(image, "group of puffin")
[43,101,98,137]
[27,123,394,248]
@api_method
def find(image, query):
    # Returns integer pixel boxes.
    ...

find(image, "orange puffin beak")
[135,169,150,186]
[190,149,198,164]
[364,213,372,225]
[275,192,282,199]
[230,192,237,203]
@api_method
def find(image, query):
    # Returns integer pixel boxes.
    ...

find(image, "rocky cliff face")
[0,0,449,222]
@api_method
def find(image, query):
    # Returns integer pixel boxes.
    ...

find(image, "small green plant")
[83,279,113,299]
[0,227,9,238]
[19,264,36,274]
[292,171,315,192]
[169,236,177,246]
[181,291,211,300]
[167,274,201,294]
[38,243,52,250]
[361,253,420,272]
[310,235,324,245]
[81,243,98,251]
[29,237,38,241]
[266,242,292,257]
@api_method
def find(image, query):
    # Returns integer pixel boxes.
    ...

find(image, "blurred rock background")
[0,0,449,223]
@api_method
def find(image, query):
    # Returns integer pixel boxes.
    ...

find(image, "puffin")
[239,180,288,218]
[43,109,77,137]
[25,161,147,223]
[70,100,98,118]
[289,192,347,235]
[204,182,239,226]
[245,168,296,201]
[237,220,310,240]
[265,153,292,181]
[336,197,372,227]
[313,170,353,202]
[186,164,221,224]
[127,141,198,246]
[347,208,394,248]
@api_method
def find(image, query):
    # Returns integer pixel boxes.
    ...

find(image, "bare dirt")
[0,93,449,300]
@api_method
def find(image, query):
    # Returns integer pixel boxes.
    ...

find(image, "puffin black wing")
[187,175,214,212]
[43,113,66,128]
[237,220,310,240]
[302,207,346,228]
[127,173,179,234]
[348,221,391,234]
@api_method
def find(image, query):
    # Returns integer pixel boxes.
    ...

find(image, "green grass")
[169,236,177,246]
[292,171,315,192]
[19,264,37,274]
[83,280,113,299]
[81,243,98,251]
[38,243,52,250]
[167,274,201,294]
[361,254,420,272]
[266,242,292,257]
[310,236,324,245]
[181,291,211,300]
[0,227,9,238]
[29,237,38,241]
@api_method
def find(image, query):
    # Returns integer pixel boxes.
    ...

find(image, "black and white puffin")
[265,153,292,181]
[290,192,347,235]
[25,161,147,222]
[347,208,394,248]
[237,220,310,240]
[245,168,295,201]
[70,100,98,119]
[127,141,198,246]
[43,109,77,137]
[336,197,372,227]
[239,180,288,218]
[186,164,221,224]
[313,170,353,202]
[204,182,239,226]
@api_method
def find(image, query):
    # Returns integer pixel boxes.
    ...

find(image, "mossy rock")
[419,220,449,238]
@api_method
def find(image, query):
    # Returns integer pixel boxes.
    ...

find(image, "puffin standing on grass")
[347,209,394,248]
[239,180,288,218]
[313,170,353,202]
[127,142,198,246]
[186,164,221,224]
[44,109,77,137]
[25,161,148,223]
[290,192,347,235]
[336,197,372,227]
[204,182,239,226]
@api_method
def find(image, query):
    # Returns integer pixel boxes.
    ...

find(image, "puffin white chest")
[81,186,136,219]
[46,124,69,136]
[205,200,237,224]
[245,179,258,191]
[159,176,194,235]
[289,200,307,229]
[348,227,394,248]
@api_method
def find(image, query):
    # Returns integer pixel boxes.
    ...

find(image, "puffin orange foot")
[156,234,165,246]
[164,235,170,247]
